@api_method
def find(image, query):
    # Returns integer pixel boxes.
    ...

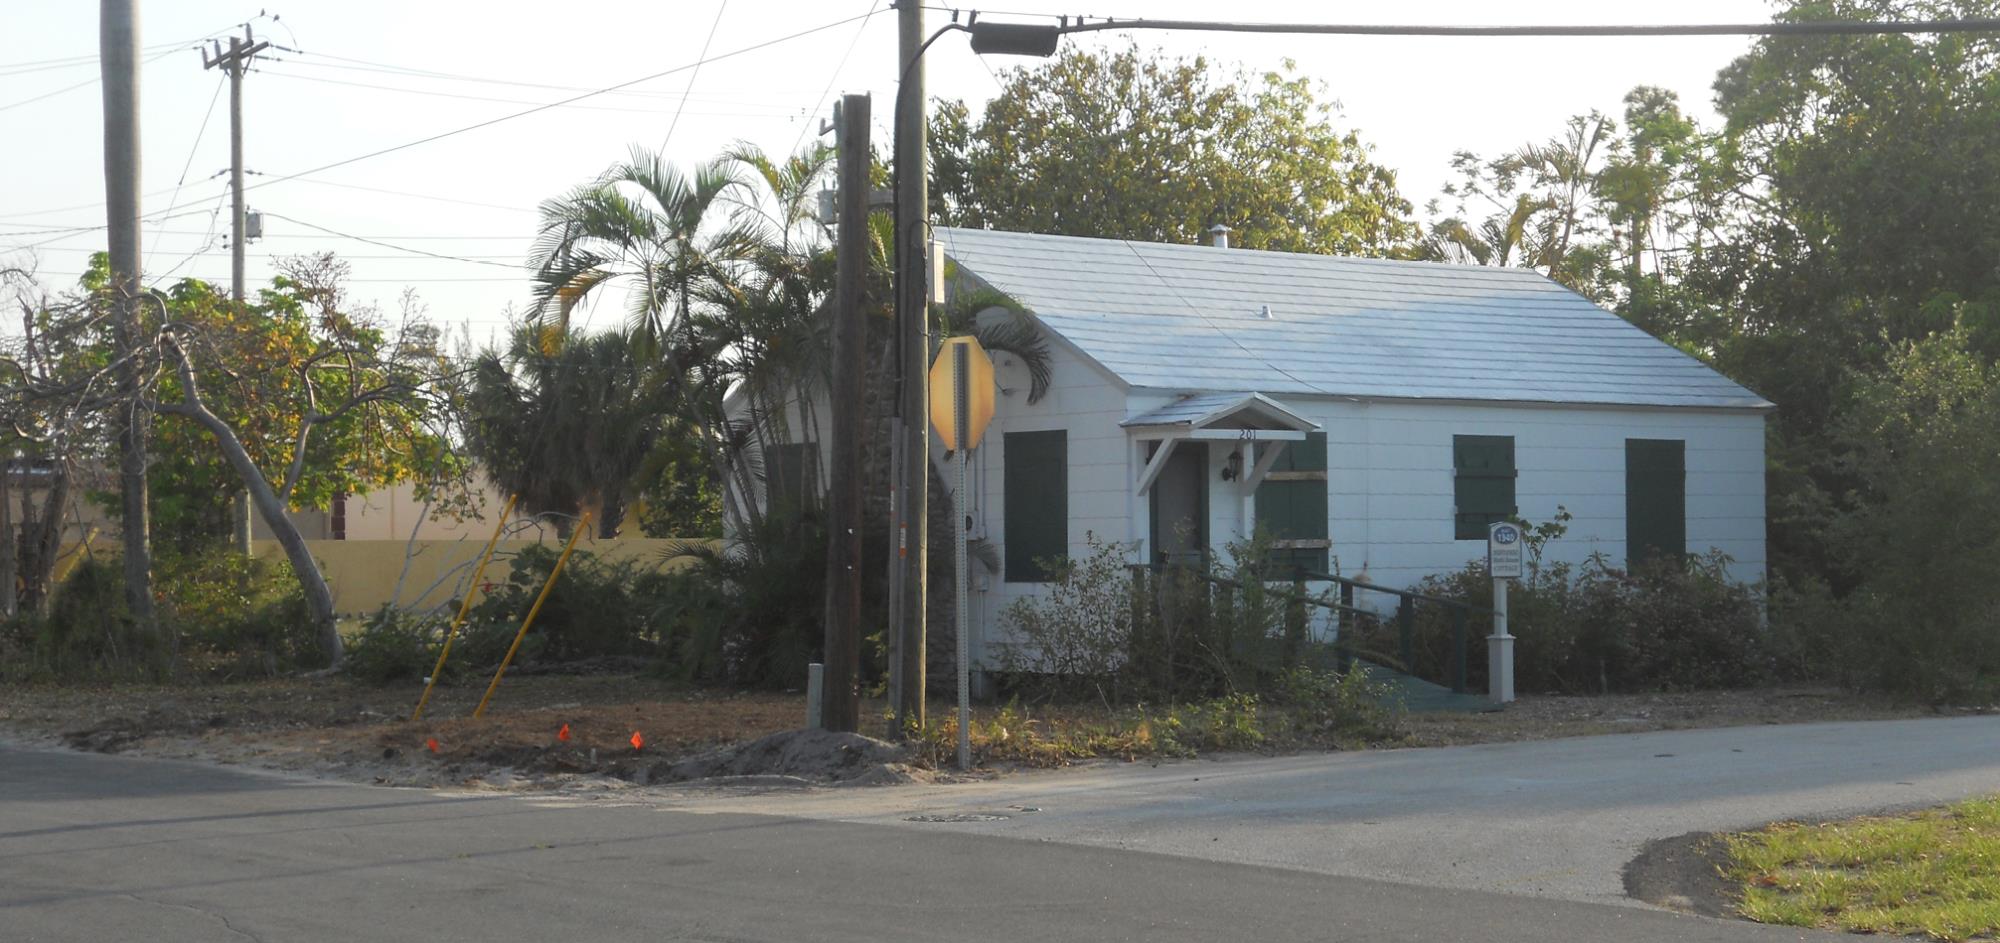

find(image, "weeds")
[1728,795,2000,942]
[907,668,1401,768]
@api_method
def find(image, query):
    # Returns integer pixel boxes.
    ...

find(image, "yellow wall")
[250,536,714,615]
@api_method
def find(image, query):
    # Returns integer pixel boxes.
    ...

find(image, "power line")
[790,0,882,158]
[150,75,228,259]
[250,65,804,117]
[267,176,535,213]
[0,185,194,222]
[659,0,732,155]
[240,10,882,197]
[2,223,528,240]
[0,205,223,251]
[28,245,527,261]
[37,271,529,283]
[0,31,232,75]
[271,50,785,100]
[0,46,185,114]
[1050,15,2000,38]
[257,212,525,269]
[147,188,232,287]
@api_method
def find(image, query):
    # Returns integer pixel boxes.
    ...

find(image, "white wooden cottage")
[737,226,1771,676]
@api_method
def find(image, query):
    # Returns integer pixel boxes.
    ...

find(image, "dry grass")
[1727,796,2000,942]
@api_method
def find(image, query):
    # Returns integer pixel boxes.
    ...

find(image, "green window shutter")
[1003,430,1067,582]
[1453,434,1516,540]
[1626,439,1686,568]
[1256,432,1328,573]
[1265,430,1327,474]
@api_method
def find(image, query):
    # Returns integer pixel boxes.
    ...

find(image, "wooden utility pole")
[822,94,870,734]
[891,0,930,736]
[204,25,266,557]
[100,0,157,634]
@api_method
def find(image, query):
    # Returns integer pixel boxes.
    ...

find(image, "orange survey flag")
[630,731,644,751]
[557,723,571,742]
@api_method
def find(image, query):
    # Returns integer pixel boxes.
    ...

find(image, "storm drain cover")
[905,812,1011,823]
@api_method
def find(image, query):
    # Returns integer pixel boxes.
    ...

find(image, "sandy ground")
[0,675,1943,793]
[0,675,827,789]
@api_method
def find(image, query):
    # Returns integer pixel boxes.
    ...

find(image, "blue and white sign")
[1487,522,1524,580]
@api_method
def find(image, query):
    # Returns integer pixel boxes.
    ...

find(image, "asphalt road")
[652,714,2000,905]
[0,743,1834,942]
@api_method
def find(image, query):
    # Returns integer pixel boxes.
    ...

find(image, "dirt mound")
[1624,830,1738,917]
[640,729,920,787]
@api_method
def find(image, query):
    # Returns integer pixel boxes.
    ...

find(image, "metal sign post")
[953,342,971,770]
[929,335,992,771]
[1486,521,1521,704]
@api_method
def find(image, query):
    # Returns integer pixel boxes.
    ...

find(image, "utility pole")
[822,94,870,734]
[100,0,157,634]
[204,25,267,557]
[891,0,930,737]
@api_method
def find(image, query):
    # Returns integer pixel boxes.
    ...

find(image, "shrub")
[996,534,1136,700]
[1267,665,1401,742]
[160,553,322,678]
[996,531,1367,706]
[663,509,827,687]
[1402,549,1769,694]
[0,556,168,682]
[465,545,663,664]
[341,606,448,684]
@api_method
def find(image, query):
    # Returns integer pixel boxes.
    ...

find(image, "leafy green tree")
[1701,0,2000,429]
[147,257,465,664]
[1679,0,2000,593]
[930,44,1418,254]
[1795,325,2000,698]
[134,261,469,555]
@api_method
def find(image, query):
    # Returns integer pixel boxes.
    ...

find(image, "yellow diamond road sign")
[929,335,995,451]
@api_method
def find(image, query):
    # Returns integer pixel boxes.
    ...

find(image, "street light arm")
[903,22,969,86]
[1044,16,2000,39]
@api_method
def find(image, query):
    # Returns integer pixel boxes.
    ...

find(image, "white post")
[805,662,824,729]
[1488,579,1515,704]
[954,343,972,770]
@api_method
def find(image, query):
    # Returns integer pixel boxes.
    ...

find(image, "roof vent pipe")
[1207,223,1231,249]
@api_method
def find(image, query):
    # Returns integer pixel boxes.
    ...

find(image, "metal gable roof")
[1121,392,1322,431]
[936,227,1772,411]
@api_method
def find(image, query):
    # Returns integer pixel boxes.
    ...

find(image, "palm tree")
[1422,193,1547,268]
[465,328,665,538]
[528,146,745,346]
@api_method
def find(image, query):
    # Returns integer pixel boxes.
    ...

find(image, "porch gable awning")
[1124,392,1320,495]
[1122,391,1320,437]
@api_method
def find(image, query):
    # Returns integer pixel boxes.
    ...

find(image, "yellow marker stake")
[473,512,591,719]
[411,494,519,722]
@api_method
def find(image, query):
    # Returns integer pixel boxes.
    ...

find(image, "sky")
[0,1,1778,341]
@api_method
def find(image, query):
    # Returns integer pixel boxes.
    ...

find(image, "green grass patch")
[1727,795,2000,942]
